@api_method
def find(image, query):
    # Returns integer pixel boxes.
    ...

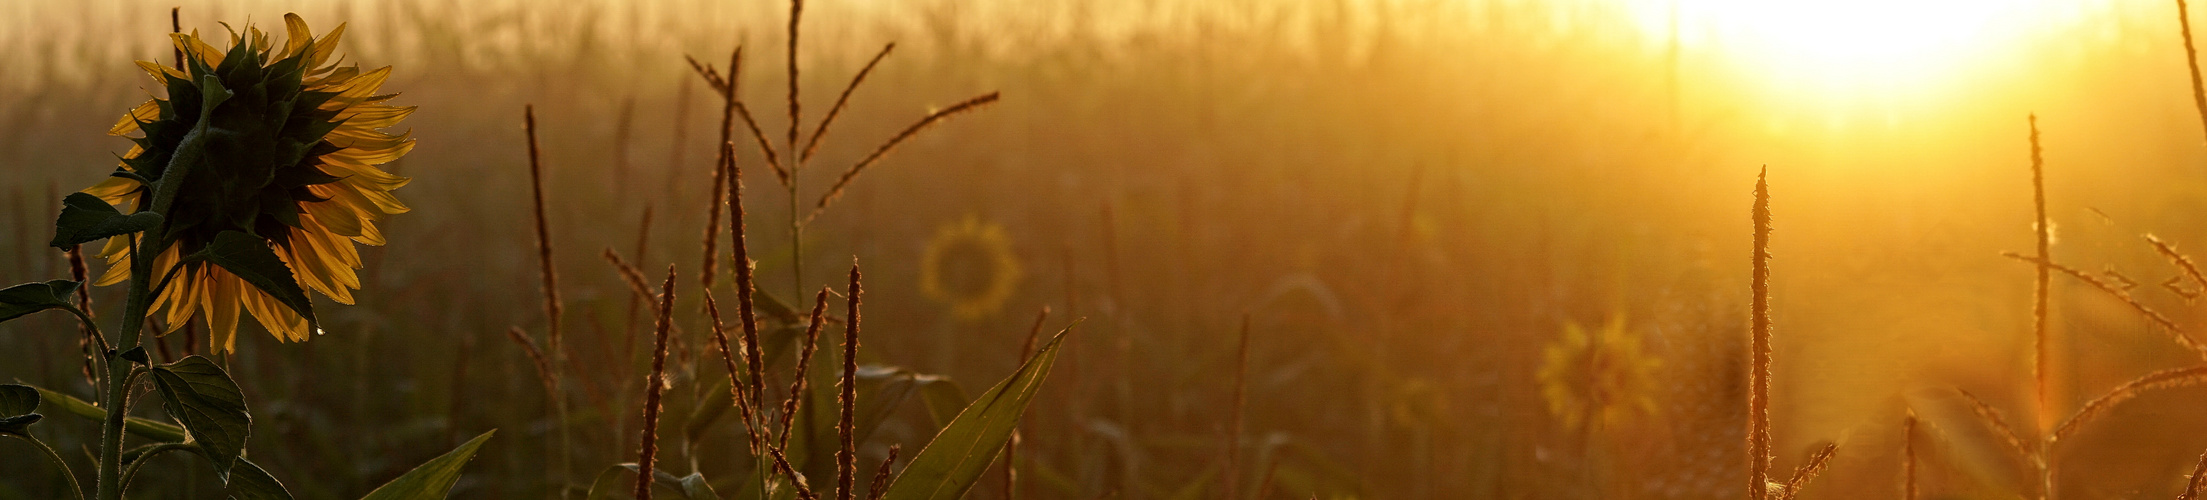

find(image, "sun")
[1618,0,2097,98]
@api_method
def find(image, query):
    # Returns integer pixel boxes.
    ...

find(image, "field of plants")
[8,0,2207,498]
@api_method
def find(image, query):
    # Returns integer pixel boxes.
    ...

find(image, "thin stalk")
[6,433,85,500]
[787,0,807,303]
[524,104,575,489]
[118,442,195,492]
[1747,166,1772,500]
[837,263,862,500]
[2028,115,2055,500]
[636,267,679,500]
[1004,308,1049,500]
[2176,0,2207,147]
[1224,315,1251,500]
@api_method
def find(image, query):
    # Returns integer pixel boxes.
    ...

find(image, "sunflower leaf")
[150,355,252,479]
[51,192,163,249]
[881,326,1073,500]
[0,280,80,324]
[223,457,294,500]
[0,384,42,435]
[358,430,494,500]
[198,230,318,334]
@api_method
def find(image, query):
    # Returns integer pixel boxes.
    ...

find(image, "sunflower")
[85,14,411,353]
[918,216,1022,320]
[1537,315,1660,432]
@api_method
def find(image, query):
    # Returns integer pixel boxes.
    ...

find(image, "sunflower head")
[1536,315,1661,432]
[87,14,412,353]
[918,216,1023,320]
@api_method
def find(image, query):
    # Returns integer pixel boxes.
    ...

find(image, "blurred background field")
[8,0,2207,498]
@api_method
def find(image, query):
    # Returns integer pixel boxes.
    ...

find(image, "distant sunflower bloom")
[86,14,412,352]
[918,216,1022,320]
[1537,316,1660,431]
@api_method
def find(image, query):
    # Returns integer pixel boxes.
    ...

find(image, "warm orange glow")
[1620,0,2101,100]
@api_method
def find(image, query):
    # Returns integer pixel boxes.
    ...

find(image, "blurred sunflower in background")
[919,216,1023,320]
[1537,315,1660,432]
[86,14,412,352]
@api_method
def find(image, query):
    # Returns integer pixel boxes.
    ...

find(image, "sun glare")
[1619,0,2098,101]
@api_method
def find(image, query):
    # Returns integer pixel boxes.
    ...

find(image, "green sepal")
[110,167,153,185]
[0,280,79,324]
[0,384,42,435]
[358,430,494,500]
[149,355,252,479]
[51,192,163,248]
[195,230,318,334]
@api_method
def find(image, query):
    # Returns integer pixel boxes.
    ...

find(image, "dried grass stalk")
[2149,235,2207,293]
[867,444,900,500]
[1902,412,1917,500]
[1748,166,1774,500]
[777,289,834,452]
[504,327,558,399]
[2002,253,2207,358]
[2180,448,2207,500]
[2176,0,2207,146]
[837,263,863,500]
[636,266,679,500]
[805,92,1002,223]
[707,290,774,481]
[2029,114,2053,428]
[524,105,565,360]
[1954,389,2032,459]
[1774,444,1838,500]
[1224,314,1252,500]
[2051,365,2207,443]
[802,43,895,163]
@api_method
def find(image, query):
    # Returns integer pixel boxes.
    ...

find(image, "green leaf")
[359,429,495,500]
[149,355,252,478]
[197,230,317,333]
[27,384,188,442]
[881,327,1074,500]
[51,192,162,248]
[914,375,968,432]
[224,457,294,500]
[0,384,42,434]
[0,280,79,324]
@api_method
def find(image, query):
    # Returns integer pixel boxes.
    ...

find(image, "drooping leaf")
[28,385,188,442]
[0,280,79,324]
[51,192,163,249]
[149,355,252,478]
[0,384,42,434]
[358,429,495,500]
[224,457,294,500]
[881,328,1073,500]
[197,230,316,333]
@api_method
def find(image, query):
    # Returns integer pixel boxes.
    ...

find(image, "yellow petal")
[307,23,347,70]
[85,176,143,207]
[204,271,241,345]
[109,100,160,136]
[281,13,312,59]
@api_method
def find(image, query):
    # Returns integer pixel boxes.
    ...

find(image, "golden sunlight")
[1619,0,2102,100]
